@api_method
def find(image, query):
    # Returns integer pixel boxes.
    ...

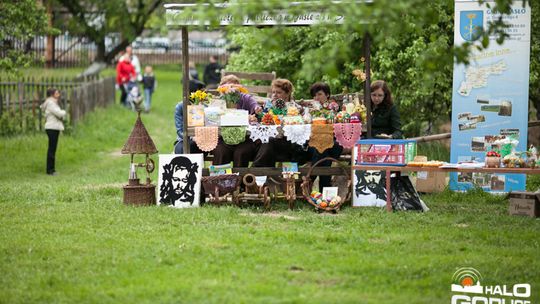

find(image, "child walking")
[142,65,157,112]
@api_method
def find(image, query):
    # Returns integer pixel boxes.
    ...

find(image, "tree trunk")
[95,40,106,63]
[104,39,131,64]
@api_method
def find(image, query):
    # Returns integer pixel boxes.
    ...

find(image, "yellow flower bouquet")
[189,90,211,105]
[217,84,249,108]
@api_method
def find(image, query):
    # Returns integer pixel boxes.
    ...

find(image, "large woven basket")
[301,157,351,212]
[123,184,156,206]
[201,174,241,198]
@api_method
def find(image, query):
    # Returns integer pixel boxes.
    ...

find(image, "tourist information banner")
[450,0,531,191]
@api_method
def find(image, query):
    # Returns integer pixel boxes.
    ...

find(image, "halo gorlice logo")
[452,267,483,294]
[451,267,532,304]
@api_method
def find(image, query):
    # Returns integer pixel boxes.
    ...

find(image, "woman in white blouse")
[40,88,66,175]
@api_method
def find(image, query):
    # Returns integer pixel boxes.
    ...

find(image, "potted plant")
[217,84,248,109]
[485,151,501,168]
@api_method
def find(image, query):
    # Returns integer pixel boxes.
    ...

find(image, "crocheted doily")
[247,125,279,143]
[309,124,334,153]
[221,126,247,145]
[283,124,311,146]
[193,126,219,152]
[334,123,362,149]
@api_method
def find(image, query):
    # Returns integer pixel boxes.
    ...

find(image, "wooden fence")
[3,35,229,68]
[0,76,115,135]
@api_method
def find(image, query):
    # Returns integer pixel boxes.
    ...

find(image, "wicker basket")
[301,157,351,212]
[201,174,241,204]
[123,184,156,206]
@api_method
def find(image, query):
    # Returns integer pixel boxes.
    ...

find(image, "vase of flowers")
[217,84,248,108]
[485,151,501,168]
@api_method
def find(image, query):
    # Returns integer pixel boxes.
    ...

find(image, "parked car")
[133,37,171,52]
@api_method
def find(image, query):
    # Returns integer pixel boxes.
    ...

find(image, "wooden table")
[351,165,540,212]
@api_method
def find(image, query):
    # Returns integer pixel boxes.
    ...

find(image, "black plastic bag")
[390,175,429,211]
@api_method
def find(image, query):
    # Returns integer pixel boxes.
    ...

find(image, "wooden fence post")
[18,80,24,129]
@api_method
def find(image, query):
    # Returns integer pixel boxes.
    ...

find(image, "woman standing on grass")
[40,88,66,176]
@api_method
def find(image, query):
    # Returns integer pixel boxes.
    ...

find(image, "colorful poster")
[450,0,531,192]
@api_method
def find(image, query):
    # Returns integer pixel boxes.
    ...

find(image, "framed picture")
[352,145,387,207]
[322,187,339,201]
[352,169,388,207]
[157,154,204,208]
[187,105,205,127]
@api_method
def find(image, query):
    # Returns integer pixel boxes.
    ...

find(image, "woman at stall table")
[253,78,309,167]
[308,82,343,189]
[369,80,402,139]
[212,75,262,167]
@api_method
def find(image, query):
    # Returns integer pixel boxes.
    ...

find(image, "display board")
[450,0,531,191]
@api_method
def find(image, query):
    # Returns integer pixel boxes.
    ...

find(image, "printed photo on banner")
[459,122,477,131]
[490,175,505,191]
[471,137,486,152]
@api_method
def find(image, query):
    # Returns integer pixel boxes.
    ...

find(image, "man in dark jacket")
[203,55,222,89]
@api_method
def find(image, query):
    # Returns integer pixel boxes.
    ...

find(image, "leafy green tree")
[0,0,52,75]
[190,0,534,136]
[529,0,539,120]
[225,2,455,136]
[56,0,163,64]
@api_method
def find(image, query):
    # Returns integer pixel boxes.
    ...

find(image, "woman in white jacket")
[40,88,66,175]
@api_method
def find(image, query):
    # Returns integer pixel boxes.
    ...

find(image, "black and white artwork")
[352,169,387,207]
[158,154,203,208]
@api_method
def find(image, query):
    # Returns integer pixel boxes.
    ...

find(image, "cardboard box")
[508,192,540,217]
[415,171,448,193]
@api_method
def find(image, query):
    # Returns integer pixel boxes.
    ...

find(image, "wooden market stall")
[164,2,375,154]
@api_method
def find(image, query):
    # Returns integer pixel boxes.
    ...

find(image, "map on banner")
[458,60,507,96]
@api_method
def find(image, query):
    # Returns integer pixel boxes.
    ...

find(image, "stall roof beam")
[165,1,372,27]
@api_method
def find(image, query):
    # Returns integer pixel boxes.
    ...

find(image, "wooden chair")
[222,70,276,97]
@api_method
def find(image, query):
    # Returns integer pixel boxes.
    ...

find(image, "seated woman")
[308,82,343,189]
[253,78,309,167]
[369,80,402,139]
[174,101,203,154]
[212,75,262,167]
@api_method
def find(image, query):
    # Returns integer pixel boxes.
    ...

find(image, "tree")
[181,0,533,136]
[224,2,455,136]
[56,0,163,64]
[529,0,539,120]
[0,0,52,75]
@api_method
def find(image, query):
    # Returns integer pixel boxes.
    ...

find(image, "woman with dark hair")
[370,80,402,139]
[40,88,66,175]
[308,82,343,189]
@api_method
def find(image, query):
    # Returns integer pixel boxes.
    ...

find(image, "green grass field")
[1,65,539,303]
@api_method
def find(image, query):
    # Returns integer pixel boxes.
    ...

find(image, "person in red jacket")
[116,55,136,106]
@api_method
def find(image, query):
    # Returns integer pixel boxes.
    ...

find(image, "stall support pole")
[363,32,372,139]
[182,27,190,153]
